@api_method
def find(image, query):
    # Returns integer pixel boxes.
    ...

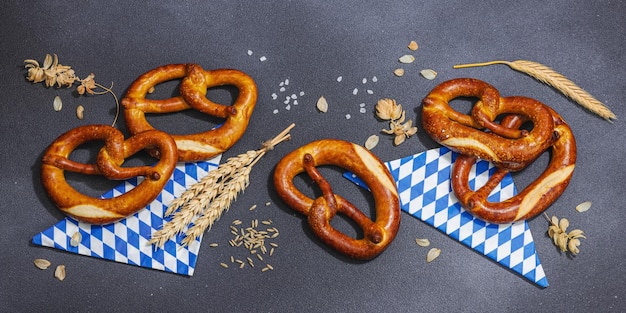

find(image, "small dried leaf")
[76,105,84,120]
[408,40,419,51]
[414,238,430,247]
[393,68,405,77]
[34,258,51,270]
[420,69,437,80]
[316,96,328,113]
[426,248,441,263]
[576,201,592,213]
[398,55,415,64]
[54,265,66,281]
[53,96,62,111]
[364,135,379,150]
[70,231,82,247]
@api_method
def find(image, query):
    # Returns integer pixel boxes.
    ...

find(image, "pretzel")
[40,125,177,224]
[122,63,257,162]
[422,78,557,171]
[273,139,401,260]
[422,78,576,223]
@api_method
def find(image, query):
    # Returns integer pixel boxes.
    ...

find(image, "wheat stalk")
[148,123,295,248]
[453,59,616,122]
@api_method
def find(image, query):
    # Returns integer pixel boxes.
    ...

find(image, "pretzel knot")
[122,63,257,162]
[273,139,401,260]
[422,78,576,223]
[40,125,177,224]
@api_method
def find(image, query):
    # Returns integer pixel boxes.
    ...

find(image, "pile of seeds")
[213,216,280,272]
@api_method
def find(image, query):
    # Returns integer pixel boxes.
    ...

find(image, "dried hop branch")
[375,98,418,146]
[544,213,586,255]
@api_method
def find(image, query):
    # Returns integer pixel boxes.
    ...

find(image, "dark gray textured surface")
[2,1,625,312]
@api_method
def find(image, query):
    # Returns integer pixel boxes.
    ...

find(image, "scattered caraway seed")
[399,55,415,64]
[414,238,430,247]
[54,265,66,281]
[316,96,328,112]
[53,96,62,111]
[34,258,51,270]
[365,135,379,150]
[393,68,405,77]
[576,201,592,213]
[420,69,437,80]
[426,248,441,263]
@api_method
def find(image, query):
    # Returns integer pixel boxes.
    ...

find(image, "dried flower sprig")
[375,98,417,145]
[453,59,616,122]
[148,123,296,248]
[23,53,120,126]
[544,213,586,255]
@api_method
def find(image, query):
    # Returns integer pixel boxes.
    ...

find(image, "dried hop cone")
[375,98,403,121]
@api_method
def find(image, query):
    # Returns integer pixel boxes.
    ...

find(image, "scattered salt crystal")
[337,76,343,82]
[367,89,373,94]
[352,88,358,95]
[359,108,366,113]
[272,109,279,114]
[285,104,291,110]
[284,79,289,85]
[247,50,253,56]
[345,114,351,119]
[279,81,285,87]
[260,56,267,62]
[372,76,378,82]
[362,78,367,84]
[359,103,366,107]
[271,93,278,100]
[293,100,298,105]
[279,87,286,92]
[291,93,297,99]
[299,91,305,96]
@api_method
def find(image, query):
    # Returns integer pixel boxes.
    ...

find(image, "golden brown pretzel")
[422,78,557,171]
[40,125,177,224]
[122,63,257,162]
[273,139,401,260]
[451,112,576,223]
[421,78,577,223]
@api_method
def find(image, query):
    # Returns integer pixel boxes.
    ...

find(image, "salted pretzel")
[273,139,401,260]
[122,63,257,162]
[40,125,178,224]
[422,78,576,223]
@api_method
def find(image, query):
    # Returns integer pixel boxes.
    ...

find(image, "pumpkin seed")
[53,96,62,111]
[364,135,379,150]
[420,69,437,80]
[34,258,51,270]
[414,238,430,247]
[76,105,84,120]
[408,40,419,51]
[576,201,592,213]
[398,55,415,64]
[393,68,405,77]
[70,231,81,247]
[54,265,66,281]
[426,248,441,263]
[316,96,328,113]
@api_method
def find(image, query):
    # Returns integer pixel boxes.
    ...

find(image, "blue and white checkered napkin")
[32,155,222,276]
[344,147,548,287]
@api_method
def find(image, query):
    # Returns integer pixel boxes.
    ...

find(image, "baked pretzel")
[122,63,257,162]
[40,125,177,224]
[422,78,576,223]
[422,78,557,171]
[273,139,401,260]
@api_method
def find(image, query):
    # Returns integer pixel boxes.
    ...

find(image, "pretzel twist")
[122,63,257,162]
[40,125,177,224]
[422,78,576,223]
[273,139,401,260]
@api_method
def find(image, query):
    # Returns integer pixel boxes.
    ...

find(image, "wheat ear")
[148,123,295,248]
[453,60,616,122]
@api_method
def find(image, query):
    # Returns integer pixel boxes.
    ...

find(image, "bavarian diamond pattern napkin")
[32,155,222,276]
[344,147,548,287]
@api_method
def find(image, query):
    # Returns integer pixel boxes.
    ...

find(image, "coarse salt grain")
[271,93,277,100]
[345,114,351,119]
[337,76,343,82]
[279,87,286,92]
[260,56,267,62]
[247,50,253,56]
[272,109,279,114]
[299,91,305,96]
[372,76,378,82]
[362,78,367,84]
[359,108,366,113]
[367,89,373,94]
[352,88,358,95]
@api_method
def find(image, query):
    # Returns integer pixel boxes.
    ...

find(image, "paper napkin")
[32,155,222,276]
[344,147,548,287]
